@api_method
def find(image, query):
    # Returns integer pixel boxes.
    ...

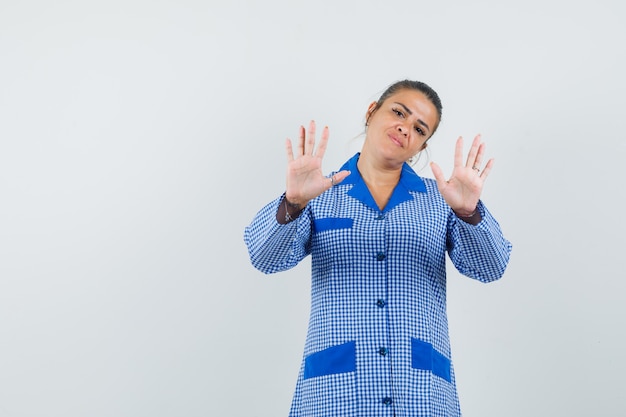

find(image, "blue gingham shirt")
[244,153,512,417]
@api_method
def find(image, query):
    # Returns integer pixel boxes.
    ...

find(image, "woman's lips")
[388,133,403,147]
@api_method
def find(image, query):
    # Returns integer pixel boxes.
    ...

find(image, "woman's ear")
[365,101,378,125]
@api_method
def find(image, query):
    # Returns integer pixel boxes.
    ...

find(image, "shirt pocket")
[313,217,353,233]
[411,338,452,382]
[304,341,356,379]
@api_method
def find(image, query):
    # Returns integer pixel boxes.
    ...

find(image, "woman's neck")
[357,152,403,210]
[357,151,403,188]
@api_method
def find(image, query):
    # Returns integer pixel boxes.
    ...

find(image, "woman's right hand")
[284,120,350,208]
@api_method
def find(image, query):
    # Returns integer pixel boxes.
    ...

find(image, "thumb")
[331,170,351,186]
[430,162,446,189]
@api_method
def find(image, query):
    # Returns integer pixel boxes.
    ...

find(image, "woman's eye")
[414,126,425,136]
[392,108,403,117]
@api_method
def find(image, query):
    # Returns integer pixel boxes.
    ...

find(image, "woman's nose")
[397,124,408,136]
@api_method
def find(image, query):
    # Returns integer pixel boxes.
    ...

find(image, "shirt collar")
[338,152,427,213]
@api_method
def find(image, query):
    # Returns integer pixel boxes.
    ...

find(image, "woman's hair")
[367,79,443,136]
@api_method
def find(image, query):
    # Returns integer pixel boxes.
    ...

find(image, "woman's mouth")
[388,134,403,147]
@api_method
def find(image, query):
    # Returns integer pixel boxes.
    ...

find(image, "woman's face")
[364,89,439,166]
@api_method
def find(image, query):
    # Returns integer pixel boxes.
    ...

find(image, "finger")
[296,125,305,156]
[473,142,486,171]
[305,120,316,156]
[453,136,464,167]
[329,169,351,186]
[285,138,294,162]
[430,162,447,190]
[465,134,481,168]
[480,158,495,180]
[314,125,330,159]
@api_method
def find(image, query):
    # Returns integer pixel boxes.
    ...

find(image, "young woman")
[244,80,512,417]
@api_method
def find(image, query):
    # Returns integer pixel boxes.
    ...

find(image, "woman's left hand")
[430,135,494,217]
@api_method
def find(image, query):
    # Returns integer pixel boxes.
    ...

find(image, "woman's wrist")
[277,195,307,224]
[284,196,304,211]
[453,207,482,225]
[284,192,309,208]
[455,209,476,218]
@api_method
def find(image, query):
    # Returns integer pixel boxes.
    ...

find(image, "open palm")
[430,135,494,216]
[285,120,350,207]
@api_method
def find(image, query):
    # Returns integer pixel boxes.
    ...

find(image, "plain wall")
[1,1,625,416]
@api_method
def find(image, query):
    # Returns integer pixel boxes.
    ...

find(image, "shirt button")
[376,299,386,308]
[376,213,385,220]
[382,397,393,406]
[378,347,388,356]
[376,252,386,261]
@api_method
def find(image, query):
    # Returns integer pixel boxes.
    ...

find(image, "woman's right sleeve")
[243,195,313,274]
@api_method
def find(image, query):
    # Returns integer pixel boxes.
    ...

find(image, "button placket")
[373,208,393,412]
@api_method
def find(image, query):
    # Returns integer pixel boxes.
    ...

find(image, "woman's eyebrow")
[394,102,413,115]
[394,102,431,132]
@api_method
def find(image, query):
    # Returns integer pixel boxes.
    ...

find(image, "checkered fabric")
[244,153,512,417]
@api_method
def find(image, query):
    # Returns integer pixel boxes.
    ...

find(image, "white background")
[1,1,625,416]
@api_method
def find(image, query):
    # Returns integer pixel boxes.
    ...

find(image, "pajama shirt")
[244,153,512,416]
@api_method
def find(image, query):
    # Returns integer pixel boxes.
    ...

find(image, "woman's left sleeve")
[446,200,513,283]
